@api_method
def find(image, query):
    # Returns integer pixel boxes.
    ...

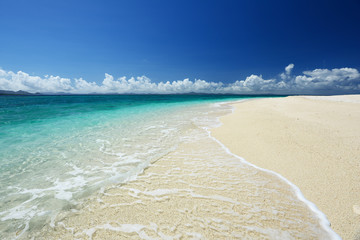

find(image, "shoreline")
[212,95,360,239]
[30,99,336,239]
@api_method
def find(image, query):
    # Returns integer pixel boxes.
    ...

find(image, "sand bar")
[212,95,360,239]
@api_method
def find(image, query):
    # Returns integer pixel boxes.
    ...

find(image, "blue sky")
[0,0,359,94]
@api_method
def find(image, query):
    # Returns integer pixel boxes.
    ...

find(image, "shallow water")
[0,95,338,239]
[0,94,252,239]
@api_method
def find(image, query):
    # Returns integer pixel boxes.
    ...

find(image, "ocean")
[0,95,338,239]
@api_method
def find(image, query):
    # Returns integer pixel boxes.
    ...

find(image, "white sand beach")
[212,95,360,239]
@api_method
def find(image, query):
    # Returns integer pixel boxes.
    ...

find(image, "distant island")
[0,90,40,95]
[0,89,292,97]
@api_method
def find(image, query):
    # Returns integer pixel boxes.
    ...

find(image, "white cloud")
[294,68,360,92]
[0,69,73,93]
[281,63,295,80]
[0,65,359,94]
[285,63,294,75]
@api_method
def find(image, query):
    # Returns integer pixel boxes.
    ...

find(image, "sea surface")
[0,95,338,239]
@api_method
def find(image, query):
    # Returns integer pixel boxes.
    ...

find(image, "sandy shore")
[212,95,360,239]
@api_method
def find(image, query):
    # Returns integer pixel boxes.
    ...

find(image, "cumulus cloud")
[280,63,294,80]
[0,69,73,93]
[294,68,360,92]
[0,64,359,94]
[285,63,294,75]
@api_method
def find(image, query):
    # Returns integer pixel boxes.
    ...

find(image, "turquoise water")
[0,94,256,238]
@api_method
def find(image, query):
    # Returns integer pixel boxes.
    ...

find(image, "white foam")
[1,205,37,221]
[14,222,29,240]
[0,173,90,228]
[105,223,145,233]
[66,163,85,176]
[77,223,159,240]
[0,190,44,221]
[189,192,239,205]
[54,191,73,201]
[143,189,179,196]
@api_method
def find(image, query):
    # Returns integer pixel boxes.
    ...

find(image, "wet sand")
[212,95,360,239]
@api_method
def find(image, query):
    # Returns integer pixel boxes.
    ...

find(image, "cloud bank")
[1,64,359,94]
